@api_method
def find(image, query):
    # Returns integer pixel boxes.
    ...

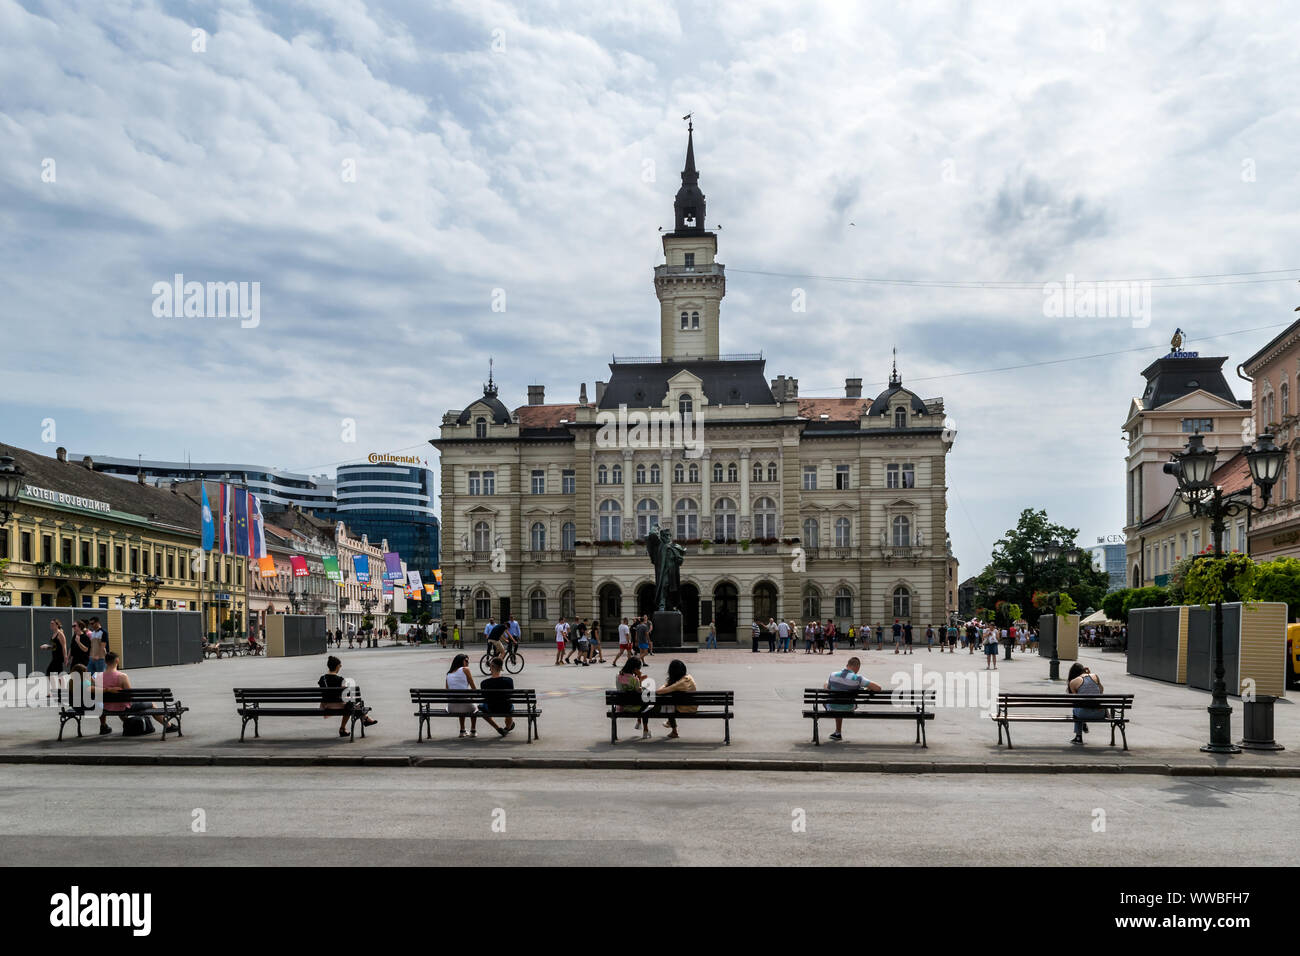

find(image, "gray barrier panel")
[0,608,32,675]
[1038,614,1056,660]
[179,614,203,664]
[1187,604,1242,694]
[120,611,154,669]
[152,612,179,667]
[283,615,327,657]
[1126,606,1182,683]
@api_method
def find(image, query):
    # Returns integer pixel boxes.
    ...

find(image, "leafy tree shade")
[1246,557,1300,621]
[1121,586,1170,621]
[974,509,1110,624]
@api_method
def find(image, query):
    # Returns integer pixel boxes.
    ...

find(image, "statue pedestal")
[652,610,695,653]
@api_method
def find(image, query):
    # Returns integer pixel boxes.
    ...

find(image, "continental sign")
[367,453,422,465]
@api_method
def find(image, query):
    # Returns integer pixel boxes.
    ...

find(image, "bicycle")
[480,643,525,675]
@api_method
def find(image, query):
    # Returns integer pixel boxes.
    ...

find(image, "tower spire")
[484,356,497,397]
[672,118,705,234]
[890,347,900,386]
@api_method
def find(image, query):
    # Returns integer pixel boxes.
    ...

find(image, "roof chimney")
[845,378,862,399]
[527,385,546,405]
[595,381,606,405]
[56,447,67,462]
[81,455,94,469]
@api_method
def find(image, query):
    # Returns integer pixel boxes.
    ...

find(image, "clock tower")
[655,122,725,360]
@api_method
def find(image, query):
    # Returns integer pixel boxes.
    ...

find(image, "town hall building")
[433,128,955,642]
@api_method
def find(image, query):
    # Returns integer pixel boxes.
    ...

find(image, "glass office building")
[335,463,440,595]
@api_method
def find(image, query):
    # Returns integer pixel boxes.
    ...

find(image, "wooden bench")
[59,687,188,741]
[992,693,1135,749]
[410,688,542,743]
[802,688,936,746]
[604,690,735,744]
[233,687,372,741]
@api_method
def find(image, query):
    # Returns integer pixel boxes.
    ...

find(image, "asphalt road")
[2,765,1296,866]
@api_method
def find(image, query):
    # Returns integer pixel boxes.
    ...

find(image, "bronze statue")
[1171,327,1184,351]
[646,524,685,613]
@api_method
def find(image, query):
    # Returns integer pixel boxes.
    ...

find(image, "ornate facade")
[433,130,954,641]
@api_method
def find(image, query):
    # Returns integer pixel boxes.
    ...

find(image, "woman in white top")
[446,653,479,737]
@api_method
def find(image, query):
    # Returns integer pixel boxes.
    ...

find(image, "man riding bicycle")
[486,620,513,663]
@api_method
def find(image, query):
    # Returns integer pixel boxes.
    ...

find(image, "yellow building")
[0,443,248,636]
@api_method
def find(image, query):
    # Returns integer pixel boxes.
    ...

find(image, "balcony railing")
[653,263,726,279]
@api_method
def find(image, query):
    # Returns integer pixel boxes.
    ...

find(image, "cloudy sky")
[2,0,1298,576]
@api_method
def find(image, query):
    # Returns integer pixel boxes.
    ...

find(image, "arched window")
[893,585,911,618]
[475,417,487,439]
[835,517,851,547]
[675,498,699,539]
[892,515,911,547]
[635,464,646,484]
[673,463,685,483]
[714,497,737,541]
[474,589,491,619]
[753,462,763,483]
[679,394,693,419]
[530,522,546,551]
[473,521,491,551]
[835,586,853,618]
[597,464,608,485]
[754,497,777,538]
[894,407,906,429]
[611,463,623,485]
[803,585,821,620]
[713,462,724,483]
[1284,382,1290,418]
[727,463,738,482]
[598,500,622,541]
[767,463,778,482]
[680,311,689,330]
[691,311,700,329]
[688,463,699,482]
[530,589,547,620]
[637,498,660,538]
[560,588,575,620]
[649,464,661,483]
[561,521,576,551]
[802,518,820,548]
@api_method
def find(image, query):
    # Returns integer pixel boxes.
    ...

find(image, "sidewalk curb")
[2,751,1297,777]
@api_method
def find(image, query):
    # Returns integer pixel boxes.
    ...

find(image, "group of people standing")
[552,616,607,665]
[39,617,110,701]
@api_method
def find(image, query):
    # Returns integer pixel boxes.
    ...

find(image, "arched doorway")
[752,581,778,623]
[680,582,700,641]
[636,582,656,618]
[713,582,738,641]
[598,583,622,638]
[55,585,77,608]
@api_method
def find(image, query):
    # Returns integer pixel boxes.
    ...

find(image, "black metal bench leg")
[611,717,618,744]
[1119,723,1128,751]
[812,715,819,745]
[1110,721,1117,746]
[1003,721,1012,749]
[724,715,730,746]
[240,716,249,742]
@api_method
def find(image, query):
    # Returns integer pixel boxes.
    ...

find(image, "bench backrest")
[803,688,935,708]
[103,688,176,703]
[604,690,733,707]
[234,687,363,705]
[410,688,537,704]
[997,693,1133,710]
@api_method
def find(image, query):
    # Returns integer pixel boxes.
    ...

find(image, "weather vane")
[682,112,692,132]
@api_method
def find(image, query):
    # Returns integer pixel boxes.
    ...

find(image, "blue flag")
[200,482,215,551]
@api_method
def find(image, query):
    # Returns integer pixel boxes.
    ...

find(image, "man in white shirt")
[611,617,632,667]
[777,619,791,653]
[553,617,569,665]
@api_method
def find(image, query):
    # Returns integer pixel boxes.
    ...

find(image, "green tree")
[1120,586,1170,621]
[385,613,398,634]
[1250,557,1300,621]
[1101,589,1127,622]
[974,509,1110,624]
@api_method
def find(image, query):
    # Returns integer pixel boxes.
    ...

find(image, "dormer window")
[678,394,693,420]
[894,407,906,429]
[684,253,695,270]
[475,417,487,439]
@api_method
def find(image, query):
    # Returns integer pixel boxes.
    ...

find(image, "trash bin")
[1239,696,1285,751]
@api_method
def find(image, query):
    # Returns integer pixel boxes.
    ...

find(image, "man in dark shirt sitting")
[477,658,515,737]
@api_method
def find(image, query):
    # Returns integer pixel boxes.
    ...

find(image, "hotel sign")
[22,484,111,513]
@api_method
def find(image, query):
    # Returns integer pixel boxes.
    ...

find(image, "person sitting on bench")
[655,658,697,739]
[824,657,882,742]
[319,655,378,737]
[1067,663,1106,745]
[98,652,177,735]
[477,658,516,737]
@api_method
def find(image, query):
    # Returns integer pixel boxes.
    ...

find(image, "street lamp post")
[1033,541,1083,680]
[1165,432,1285,754]
[0,455,24,525]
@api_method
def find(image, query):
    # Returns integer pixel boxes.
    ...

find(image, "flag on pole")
[432,569,443,584]
[218,483,231,553]
[250,492,267,558]
[406,570,423,593]
[290,555,308,577]
[323,555,341,582]
[258,556,277,578]
[200,482,215,551]
[383,552,403,581]
[353,555,370,583]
